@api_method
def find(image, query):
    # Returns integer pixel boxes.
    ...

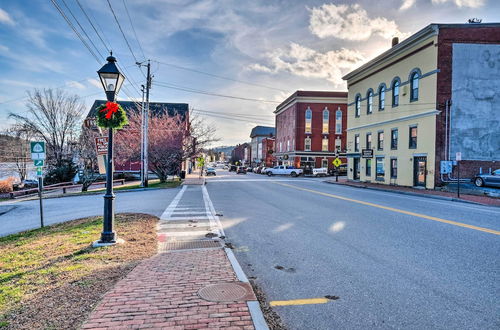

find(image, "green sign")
[332,158,342,167]
[33,159,44,167]
[31,141,46,160]
[36,166,43,177]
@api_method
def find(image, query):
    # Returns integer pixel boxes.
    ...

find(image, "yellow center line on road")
[274,182,500,236]
[270,298,330,306]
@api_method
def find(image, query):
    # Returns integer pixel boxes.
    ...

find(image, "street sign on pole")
[36,166,43,177]
[333,158,342,167]
[95,137,109,155]
[33,159,44,167]
[30,141,46,160]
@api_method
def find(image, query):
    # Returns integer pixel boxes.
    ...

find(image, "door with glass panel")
[413,156,427,187]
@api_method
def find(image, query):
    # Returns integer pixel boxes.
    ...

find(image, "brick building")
[274,91,348,171]
[261,137,276,167]
[231,143,250,165]
[85,100,189,173]
[343,23,500,189]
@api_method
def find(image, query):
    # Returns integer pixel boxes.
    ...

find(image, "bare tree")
[9,88,85,167]
[114,112,218,182]
[8,124,33,182]
[76,128,101,191]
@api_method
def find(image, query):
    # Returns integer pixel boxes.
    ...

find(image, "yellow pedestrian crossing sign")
[332,158,342,167]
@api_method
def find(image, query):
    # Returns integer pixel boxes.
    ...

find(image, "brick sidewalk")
[83,249,256,329]
[325,178,500,206]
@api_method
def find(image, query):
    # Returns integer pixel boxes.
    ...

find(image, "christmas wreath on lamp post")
[96,101,128,129]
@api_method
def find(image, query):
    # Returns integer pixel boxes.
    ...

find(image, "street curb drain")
[198,282,256,302]
[158,240,222,252]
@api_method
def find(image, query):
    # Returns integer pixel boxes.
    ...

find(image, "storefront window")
[376,157,385,180]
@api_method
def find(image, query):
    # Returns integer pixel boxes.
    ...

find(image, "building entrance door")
[413,156,427,187]
[353,158,360,180]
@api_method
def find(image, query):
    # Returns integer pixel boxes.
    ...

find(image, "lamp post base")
[92,237,125,247]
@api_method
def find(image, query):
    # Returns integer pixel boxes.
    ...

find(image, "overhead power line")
[191,110,274,126]
[122,0,146,60]
[153,81,280,104]
[75,0,111,52]
[154,60,287,92]
[106,0,138,63]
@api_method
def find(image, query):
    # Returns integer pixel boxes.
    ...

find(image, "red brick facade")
[261,137,276,167]
[274,91,348,170]
[435,25,500,185]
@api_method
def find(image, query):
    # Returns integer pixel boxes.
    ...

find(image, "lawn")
[0,213,158,329]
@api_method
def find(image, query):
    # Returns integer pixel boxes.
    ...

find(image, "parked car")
[13,179,39,190]
[266,165,303,177]
[237,166,247,174]
[312,168,328,177]
[472,169,500,187]
[205,167,216,176]
[229,165,237,172]
[246,167,253,172]
[329,164,347,176]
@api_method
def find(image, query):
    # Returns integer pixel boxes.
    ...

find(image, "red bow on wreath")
[100,101,119,119]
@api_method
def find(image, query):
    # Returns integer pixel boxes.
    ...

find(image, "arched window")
[410,71,420,101]
[355,95,361,117]
[335,108,342,134]
[367,90,373,114]
[322,108,329,133]
[392,78,400,107]
[305,107,312,133]
[378,84,386,110]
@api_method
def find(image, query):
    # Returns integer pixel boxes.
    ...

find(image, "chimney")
[392,37,399,47]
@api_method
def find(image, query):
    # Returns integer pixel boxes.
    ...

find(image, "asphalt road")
[0,188,179,236]
[206,170,500,329]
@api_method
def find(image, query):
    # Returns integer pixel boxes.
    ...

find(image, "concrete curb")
[224,247,269,330]
[323,180,494,207]
[0,186,179,205]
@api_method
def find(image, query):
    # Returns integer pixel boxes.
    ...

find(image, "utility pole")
[137,60,152,187]
[140,84,145,186]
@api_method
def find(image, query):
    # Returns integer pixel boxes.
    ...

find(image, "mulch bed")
[0,213,158,329]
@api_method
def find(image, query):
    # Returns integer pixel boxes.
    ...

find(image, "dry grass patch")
[0,213,158,329]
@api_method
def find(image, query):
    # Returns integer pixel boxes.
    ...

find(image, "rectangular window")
[366,133,372,149]
[366,158,372,176]
[305,138,311,151]
[287,140,290,151]
[409,126,417,149]
[323,110,329,134]
[322,159,328,168]
[322,138,328,151]
[391,129,398,150]
[335,138,341,152]
[376,157,385,180]
[377,131,384,151]
[354,134,360,152]
[335,110,342,134]
[390,158,397,178]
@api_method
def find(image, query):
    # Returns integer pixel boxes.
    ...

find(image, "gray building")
[249,126,275,166]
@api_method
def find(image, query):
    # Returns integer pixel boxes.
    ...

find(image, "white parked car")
[266,166,303,177]
[312,168,328,177]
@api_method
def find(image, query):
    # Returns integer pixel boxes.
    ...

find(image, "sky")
[0,0,499,146]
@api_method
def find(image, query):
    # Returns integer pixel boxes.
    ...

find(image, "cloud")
[431,0,485,7]
[400,0,416,10]
[249,43,365,87]
[66,80,86,90]
[0,8,15,26]
[87,79,102,89]
[309,3,408,41]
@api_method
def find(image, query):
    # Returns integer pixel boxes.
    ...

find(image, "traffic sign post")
[333,157,342,182]
[31,142,46,229]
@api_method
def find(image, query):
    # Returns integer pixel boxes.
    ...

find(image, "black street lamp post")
[96,53,125,244]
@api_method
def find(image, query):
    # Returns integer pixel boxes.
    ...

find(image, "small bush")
[0,177,15,193]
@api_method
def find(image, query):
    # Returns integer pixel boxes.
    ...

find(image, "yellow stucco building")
[343,26,439,189]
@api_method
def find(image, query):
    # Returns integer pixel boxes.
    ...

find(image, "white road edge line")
[159,185,187,221]
[202,185,226,237]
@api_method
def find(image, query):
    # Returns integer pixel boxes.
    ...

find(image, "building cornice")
[343,24,439,82]
[275,97,347,115]
[347,109,440,131]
